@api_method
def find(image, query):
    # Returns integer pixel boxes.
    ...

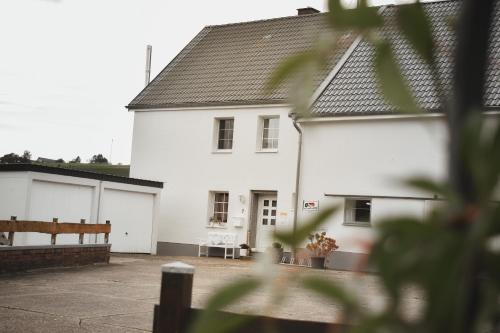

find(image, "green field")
[36,163,130,177]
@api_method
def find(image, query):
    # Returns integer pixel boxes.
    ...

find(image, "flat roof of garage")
[0,164,163,188]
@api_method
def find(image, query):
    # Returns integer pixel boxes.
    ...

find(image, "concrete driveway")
[0,254,422,332]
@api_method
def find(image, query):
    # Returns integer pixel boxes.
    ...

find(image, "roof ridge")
[385,0,457,7]
[205,12,328,29]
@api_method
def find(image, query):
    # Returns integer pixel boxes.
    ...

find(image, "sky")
[0,0,388,164]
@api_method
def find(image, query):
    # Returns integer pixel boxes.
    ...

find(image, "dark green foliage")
[35,162,130,177]
[374,41,419,113]
[396,2,435,65]
[70,156,81,163]
[302,276,358,312]
[189,278,261,333]
[0,151,32,164]
[89,153,109,164]
[327,0,383,31]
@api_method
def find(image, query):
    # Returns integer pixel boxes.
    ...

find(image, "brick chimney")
[297,7,320,15]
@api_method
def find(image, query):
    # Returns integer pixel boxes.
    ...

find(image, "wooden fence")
[0,216,111,246]
[153,262,350,333]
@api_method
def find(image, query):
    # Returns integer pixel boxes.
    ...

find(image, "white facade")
[129,106,500,259]
[130,105,299,251]
[128,108,450,255]
[0,171,161,254]
[297,115,449,253]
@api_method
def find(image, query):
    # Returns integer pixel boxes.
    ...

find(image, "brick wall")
[0,244,110,273]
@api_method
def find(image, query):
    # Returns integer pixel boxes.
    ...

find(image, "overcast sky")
[0,0,388,164]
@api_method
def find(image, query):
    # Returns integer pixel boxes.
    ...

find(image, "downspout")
[95,180,103,244]
[291,115,303,235]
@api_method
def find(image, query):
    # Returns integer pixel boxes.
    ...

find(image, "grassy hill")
[35,163,130,177]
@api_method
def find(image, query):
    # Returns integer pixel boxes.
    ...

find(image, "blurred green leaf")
[484,251,500,288]
[375,41,420,113]
[488,122,500,187]
[396,1,435,65]
[327,0,383,31]
[404,177,454,200]
[302,276,359,311]
[348,314,391,333]
[266,51,317,92]
[274,205,338,247]
[189,278,261,333]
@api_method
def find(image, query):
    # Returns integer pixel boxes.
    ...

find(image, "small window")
[344,198,371,226]
[261,117,279,150]
[211,192,229,223]
[217,119,234,150]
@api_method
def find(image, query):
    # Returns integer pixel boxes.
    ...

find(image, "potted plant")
[209,215,224,227]
[267,242,283,263]
[239,243,252,258]
[306,232,339,269]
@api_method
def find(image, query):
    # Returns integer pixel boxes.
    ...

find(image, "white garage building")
[0,164,163,254]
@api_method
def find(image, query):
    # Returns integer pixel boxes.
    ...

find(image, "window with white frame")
[344,198,371,226]
[261,117,279,150]
[211,192,229,224]
[216,119,234,150]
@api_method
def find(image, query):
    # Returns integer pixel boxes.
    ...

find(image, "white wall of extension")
[0,171,161,254]
[130,105,299,250]
[297,115,449,253]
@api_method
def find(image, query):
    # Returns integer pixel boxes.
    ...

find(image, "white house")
[128,1,500,269]
[128,7,356,257]
[296,0,500,269]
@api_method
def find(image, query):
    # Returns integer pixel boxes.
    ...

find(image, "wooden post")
[157,262,194,333]
[104,220,110,244]
[79,219,86,244]
[51,218,58,245]
[8,216,16,246]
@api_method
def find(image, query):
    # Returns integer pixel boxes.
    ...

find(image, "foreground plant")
[190,1,500,332]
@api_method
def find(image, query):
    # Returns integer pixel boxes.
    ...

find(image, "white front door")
[256,195,277,250]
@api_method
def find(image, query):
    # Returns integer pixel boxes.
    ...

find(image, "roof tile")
[128,13,355,109]
[312,0,500,116]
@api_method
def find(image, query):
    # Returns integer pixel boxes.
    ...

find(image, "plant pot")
[274,248,284,263]
[266,248,284,263]
[310,256,325,269]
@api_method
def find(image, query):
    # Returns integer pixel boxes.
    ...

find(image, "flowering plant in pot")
[306,232,339,269]
[208,215,224,227]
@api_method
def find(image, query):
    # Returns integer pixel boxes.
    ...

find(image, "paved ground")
[0,254,423,332]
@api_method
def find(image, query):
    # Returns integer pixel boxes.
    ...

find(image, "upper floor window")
[344,198,371,227]
[261,117,279,150]
[217,118,234,150]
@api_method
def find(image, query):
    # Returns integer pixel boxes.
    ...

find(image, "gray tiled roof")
[313,0,500,116]
[128,13,356,109]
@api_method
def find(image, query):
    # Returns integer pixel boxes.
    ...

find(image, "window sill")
[212,150,232,154]
[255,149,278,154]
[206,224,228,229]
[342,222,371,228]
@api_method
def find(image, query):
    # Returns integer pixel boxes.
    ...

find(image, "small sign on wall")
[302,200,319,211]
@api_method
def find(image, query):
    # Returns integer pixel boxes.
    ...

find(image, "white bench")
[198,232,238,259]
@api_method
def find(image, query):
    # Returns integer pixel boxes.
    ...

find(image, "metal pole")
[145,45,152,87]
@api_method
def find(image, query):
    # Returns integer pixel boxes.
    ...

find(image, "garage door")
[101,189,154,253]
[28,180,93,246]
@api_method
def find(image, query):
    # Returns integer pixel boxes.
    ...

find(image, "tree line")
[0,151,109,164]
